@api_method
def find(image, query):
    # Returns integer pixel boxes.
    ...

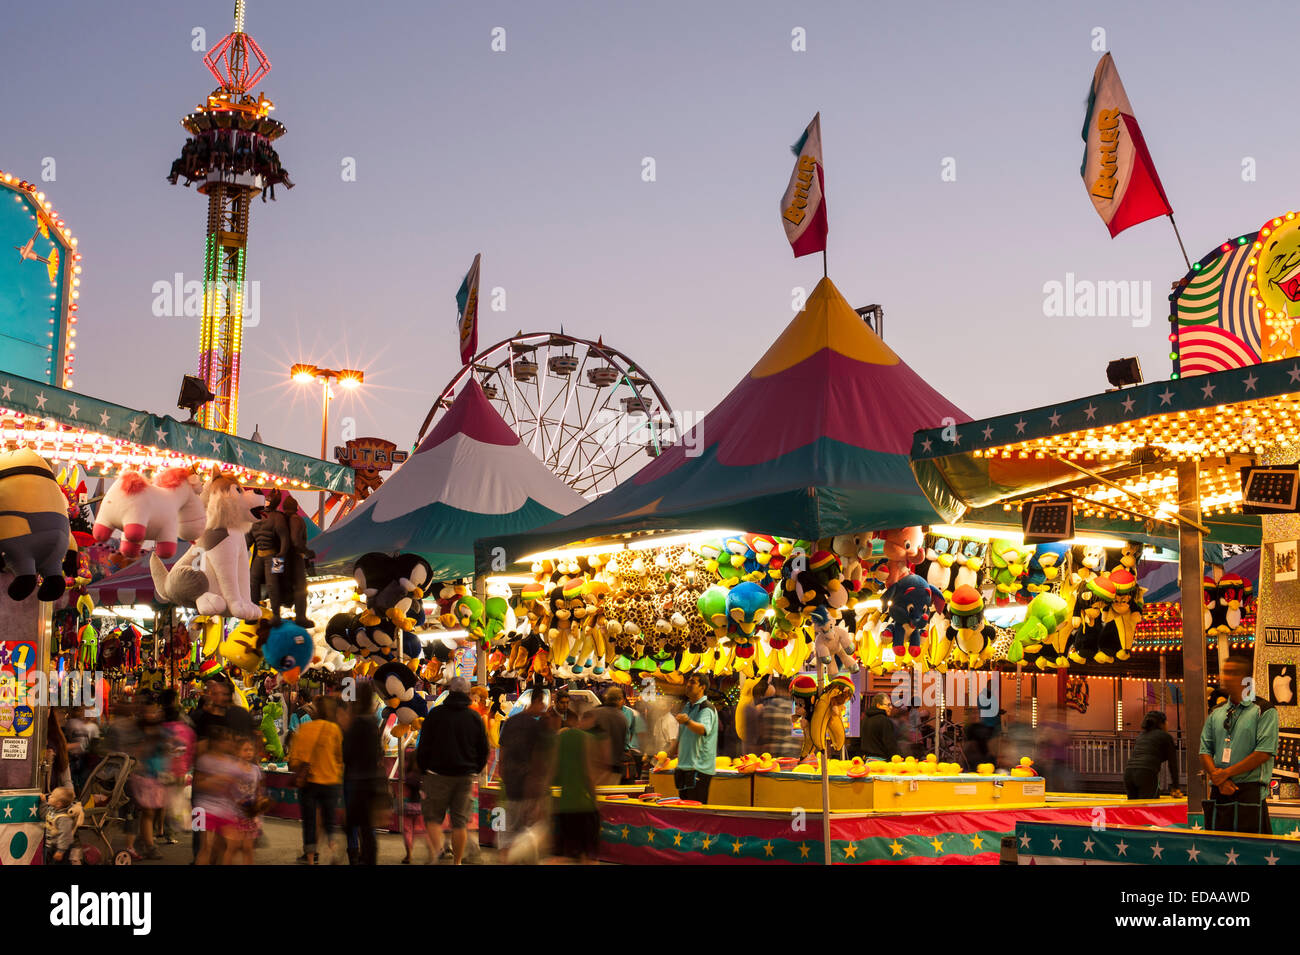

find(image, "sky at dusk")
[4,0,1297,467]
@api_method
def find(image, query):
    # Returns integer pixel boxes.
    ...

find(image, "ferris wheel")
[417,332,676,497]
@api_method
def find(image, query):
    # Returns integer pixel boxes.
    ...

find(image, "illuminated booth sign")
[0,170,80,388]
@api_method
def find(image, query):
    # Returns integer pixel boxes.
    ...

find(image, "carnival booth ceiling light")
[0,368,351,493]
[908,357,1300,533]
[477,277,968,572]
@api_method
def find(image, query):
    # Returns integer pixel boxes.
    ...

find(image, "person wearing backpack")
[669,673,718,803]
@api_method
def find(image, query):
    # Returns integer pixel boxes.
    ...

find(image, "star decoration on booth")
[620,826,629,840]
[28,803,36,818]
[1158,388,1174,405]
[1289,365,1300,384]
[1084,403,1097,420]
[1201,381,1216,399]
[127,418,141,437]
[1050,834,1063,850]
[1020,832,1031,849]
[800,843,811,858]
[1265,851,1279,865]
[700,835,711,850]
[1224,847,1239,865]
[155,427,167,445]
[921,438,932,453]
[210,439,221,454]
[259,450,268,466]
[645,829,654,843]
[2,805,10,819]
[930,837,944,854]
[234,445,244,459]
[842,843,858,859]
[970,834,983,851]
[185,432,194,448]
[763,841,774,857]
[34,391,47,409]
[982,425,993,441]
[1014,418,1027,434]
[281,458,290,471]
[1116,839,1128,856]
[1186,844,1201,862]
[731,839,743,855]
[1048,410,1061,428]
[1082,836,1095,854]
[303,462,312,477]
[1121,395,1135,413]
[99,410,111,427]
[1151,842,1163,859]
[1191,821,1203,831]
[672,832,682,846]
[888,840,903,856]
[67,400,78,418]
[1243,373,1258,392]
[0,382,11,400]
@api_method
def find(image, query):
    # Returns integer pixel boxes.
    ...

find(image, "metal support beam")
[1177,459,1207,812]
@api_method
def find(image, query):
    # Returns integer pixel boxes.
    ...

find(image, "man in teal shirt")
[670,673,717,803]
[1199,655,1279,834]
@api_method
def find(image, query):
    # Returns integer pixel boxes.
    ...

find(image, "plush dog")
[149,470,264,620]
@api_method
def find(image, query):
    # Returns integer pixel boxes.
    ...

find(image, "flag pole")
[1167,213,1192,272]
[822,248,827,279]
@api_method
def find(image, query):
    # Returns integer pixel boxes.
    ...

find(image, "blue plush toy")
[263,619,314,681]
[880,573,941,659]
[1024,542,1070,596]
[726,581,770,639]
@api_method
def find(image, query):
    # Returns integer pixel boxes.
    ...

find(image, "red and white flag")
[780,113,828,258]
[1081,54,1172,237]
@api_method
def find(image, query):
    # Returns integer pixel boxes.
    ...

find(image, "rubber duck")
[794,763,819,774]
[755,755,778,773]
[976,763,995,775]
[866,760,889,775]
[847,757,869,778]
[1010,756,1036,777]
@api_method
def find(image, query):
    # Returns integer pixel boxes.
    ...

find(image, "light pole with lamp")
[290,363,364,524]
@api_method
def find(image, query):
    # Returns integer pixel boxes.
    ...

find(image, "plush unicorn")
[92,467,205,558]
[149,470,265,620]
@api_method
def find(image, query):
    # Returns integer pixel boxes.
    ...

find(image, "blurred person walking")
[1124,710,1181,799]
[416,676,488,865]
[342,682,384,865]
[288,695,344,865]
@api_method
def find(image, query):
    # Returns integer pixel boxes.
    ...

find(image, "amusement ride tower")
[167,0,292,434]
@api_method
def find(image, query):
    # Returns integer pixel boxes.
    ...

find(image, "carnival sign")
[334,437,408,499]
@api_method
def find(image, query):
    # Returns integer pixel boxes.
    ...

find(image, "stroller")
[75,751,139,865]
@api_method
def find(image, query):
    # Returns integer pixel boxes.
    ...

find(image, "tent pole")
[1176,460,1206,814]
[817,655,831,865]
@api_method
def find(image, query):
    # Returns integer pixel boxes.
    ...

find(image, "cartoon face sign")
[1253,215,1300,359]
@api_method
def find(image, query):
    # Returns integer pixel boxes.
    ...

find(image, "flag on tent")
[1081,53,1172,237]
[780,113,828,258]
[456,253,482,366]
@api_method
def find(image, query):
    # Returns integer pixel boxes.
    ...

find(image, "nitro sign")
[334,438,408,499]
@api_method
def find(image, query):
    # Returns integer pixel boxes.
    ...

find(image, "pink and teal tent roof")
[313,380,587,579]
[476,277,968,571]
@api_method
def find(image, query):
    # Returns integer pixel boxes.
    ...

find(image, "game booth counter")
[471,278,1189,863]
[907,336,1300,860]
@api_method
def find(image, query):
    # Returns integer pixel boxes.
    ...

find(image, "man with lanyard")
[669,673,718,803]
[1198,654,1279,834]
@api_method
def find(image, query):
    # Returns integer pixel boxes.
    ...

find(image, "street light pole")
[290,362,364,528]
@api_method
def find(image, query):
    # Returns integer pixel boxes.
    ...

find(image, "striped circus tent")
[312,380,587,579]
[477,277,967,567]
[89,546,189,607]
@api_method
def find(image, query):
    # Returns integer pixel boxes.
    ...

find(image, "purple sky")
[5,0,1296,464]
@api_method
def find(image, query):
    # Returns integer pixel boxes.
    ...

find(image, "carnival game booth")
[472,278,1195,862]
[905,353,1300,855]
[0,369,351,864]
